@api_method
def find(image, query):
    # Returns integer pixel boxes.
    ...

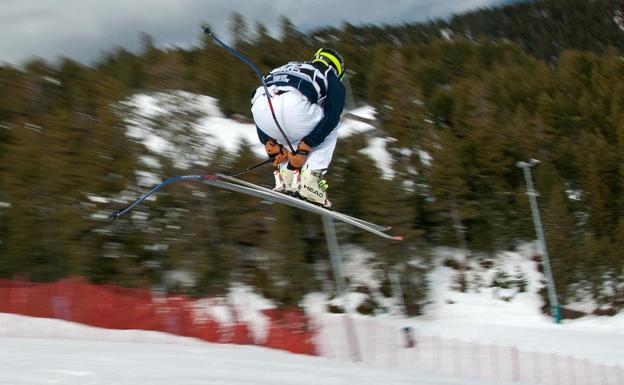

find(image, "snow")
[86,195,110,204]
[319,242,624,367]
[419,149,432,166]
[122,91,392,177]
[226,284,275,343]
[347,105,377,120]
[0,313,504,385]
[337,118,376,138]
[360,137,395,179]
[614,10,624,32]
[440,28,453,41]
[135,170,162,187]
[122,91,262,170]
[139,155,162,169]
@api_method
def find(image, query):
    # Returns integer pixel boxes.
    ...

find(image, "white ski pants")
[251,85,338,171]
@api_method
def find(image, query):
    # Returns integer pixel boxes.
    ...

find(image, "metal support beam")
[517,159,562,324]
[322,216,361,362]
[389,265,407,316]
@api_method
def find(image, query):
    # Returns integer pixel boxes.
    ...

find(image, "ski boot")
[273,168,300,195]
[297,169,331,209]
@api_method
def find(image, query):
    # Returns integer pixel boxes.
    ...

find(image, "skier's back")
[251,48,346,208]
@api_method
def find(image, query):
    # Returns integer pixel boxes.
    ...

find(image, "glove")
[265,138,288,165]
[287,141,311,170]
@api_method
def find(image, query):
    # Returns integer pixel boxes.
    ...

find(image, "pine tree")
[250,22,280,72]
[535,165,580,304]
[376,50,425,145]
[582,134,618,237]
[230,12,250,49]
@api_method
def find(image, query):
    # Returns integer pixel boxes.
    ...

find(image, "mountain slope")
[311,0,624,61]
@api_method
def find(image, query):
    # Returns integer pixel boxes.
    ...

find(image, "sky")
[0,0,511,66]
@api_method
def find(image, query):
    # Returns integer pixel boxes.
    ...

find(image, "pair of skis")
[110,173,402,241]
[204,174,403,240]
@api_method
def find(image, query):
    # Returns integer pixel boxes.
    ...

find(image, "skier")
[251,48,346,208]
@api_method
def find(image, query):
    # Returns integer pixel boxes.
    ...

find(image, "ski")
[109,168,402,240]
[214,173,391,233]
[202,175,403,241]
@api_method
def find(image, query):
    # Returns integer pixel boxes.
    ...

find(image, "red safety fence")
[0,278,317,356]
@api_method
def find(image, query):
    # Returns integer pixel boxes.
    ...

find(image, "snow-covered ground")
[2,249,622,384]
[296,242,624,385]
[410,245,624,365]
[1,313,510,385]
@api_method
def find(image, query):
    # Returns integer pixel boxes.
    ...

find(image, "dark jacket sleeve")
[256,125,270,145]
[301,73,346,148]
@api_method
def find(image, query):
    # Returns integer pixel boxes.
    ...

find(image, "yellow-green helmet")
[312,48,345,80]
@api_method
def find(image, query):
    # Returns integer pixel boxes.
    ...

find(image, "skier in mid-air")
[251,48,346,208]
[109,31,400,240]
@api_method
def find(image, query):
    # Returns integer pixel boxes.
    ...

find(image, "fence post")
[600,365,608,385]
[616,365,624,385]
[365,318,372,364]
[551,353,560,385]
[491,344,500,380]
[584,359,593,385]
[389,325,397,367]
[371,318,376,365]
[433,335,441,373]
[411,332,417,370]
[510,346,520,382]
[532,350,542,384]
[472,341,481,379]
[567,356,577,385]
[453,338,461,376]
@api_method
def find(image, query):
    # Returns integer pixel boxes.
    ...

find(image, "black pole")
[202,26,295,153]
[226,157,274,177]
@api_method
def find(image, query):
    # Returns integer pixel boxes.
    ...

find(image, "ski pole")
[202,26,295,153]
[227,157,274,177]
[108,157,273,221]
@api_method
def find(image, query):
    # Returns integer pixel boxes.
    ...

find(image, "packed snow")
[1,313,513,385]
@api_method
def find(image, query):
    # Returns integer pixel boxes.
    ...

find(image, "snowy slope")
[413,244,624,365]
[301,242,624,371]
[0,313,506,385]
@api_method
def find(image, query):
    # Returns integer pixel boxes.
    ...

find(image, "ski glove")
[265,138,289,165]
[287,141,311,170]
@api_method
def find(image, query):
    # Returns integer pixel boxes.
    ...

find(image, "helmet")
[312,48,345,80]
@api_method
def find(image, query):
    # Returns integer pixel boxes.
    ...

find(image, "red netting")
[0,278,317,355]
